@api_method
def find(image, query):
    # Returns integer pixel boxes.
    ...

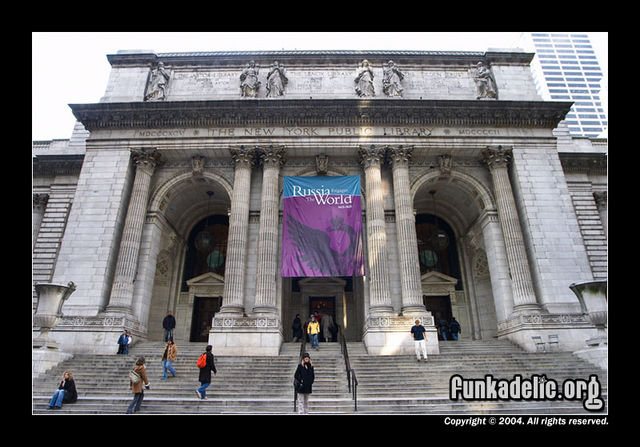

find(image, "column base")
[209,314,282,356]
[497,312,600,352]
[363,313,439,355]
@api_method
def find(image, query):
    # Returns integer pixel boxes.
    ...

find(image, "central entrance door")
[190,296,221,342]
[309,296,336,342]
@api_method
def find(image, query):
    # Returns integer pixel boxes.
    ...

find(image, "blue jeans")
[126,392,144,413]
[164,329,174,342]
[49,389,65,408]
[451,332,458,340]
[197,382,210,398]
[310,333,319,349]
[162,360,176,379]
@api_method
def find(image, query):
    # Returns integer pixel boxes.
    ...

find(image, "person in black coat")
[162,311,176,342]
[196,345,217,399]
[48,371,77,409]
[294,352,315,414]
[292,314,303,342]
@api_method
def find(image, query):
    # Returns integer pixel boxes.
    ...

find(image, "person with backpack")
[126,356,150,414]
[449,317,462,341]
[195,345,217,400]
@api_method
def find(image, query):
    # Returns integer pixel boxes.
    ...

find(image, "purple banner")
[281,176,364,277]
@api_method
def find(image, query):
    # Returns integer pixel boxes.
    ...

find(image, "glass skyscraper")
[519,32,607,138]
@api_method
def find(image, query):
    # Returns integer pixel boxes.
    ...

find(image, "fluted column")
[108,148,161,313]
[253,146,285,314]
[219,146,255,316]
[388,146,425,314]
[482,146,540,313]
[359,145,393,315]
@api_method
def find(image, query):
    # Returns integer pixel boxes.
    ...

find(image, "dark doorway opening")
[190,296,221,342]
[309,296,337,342]
[423,295,452,340]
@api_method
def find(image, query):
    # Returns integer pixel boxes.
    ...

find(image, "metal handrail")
[338,325,358,412]
[293,333,307,412]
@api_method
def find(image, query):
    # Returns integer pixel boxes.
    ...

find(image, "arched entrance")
[145,172,232,342]
[412,169,498,340]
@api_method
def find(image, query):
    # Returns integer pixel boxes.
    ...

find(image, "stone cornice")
[32,154,84,176]
[70,99,571,131]
[107,50,534,67]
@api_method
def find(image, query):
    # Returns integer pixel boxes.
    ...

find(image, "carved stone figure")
[192,155,206,177]
[382,60,404,97]
[355,59,375,97]
[240,60,261,97]
[473,61,498,99]
[315,154,328,175]
[144,62,170,101]
[266,61,288,97]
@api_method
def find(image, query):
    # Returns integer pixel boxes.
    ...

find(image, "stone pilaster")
[219,146,255,316]
[359,145,393,315]
[482,146,540,314]
[387,146,425,314]
[32,193,49,249]
[107,148,161,313]
[253,146,285,314]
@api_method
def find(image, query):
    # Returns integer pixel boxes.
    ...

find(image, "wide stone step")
[33,339,607,415]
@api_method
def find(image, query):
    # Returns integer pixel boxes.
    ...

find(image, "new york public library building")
[32,49,607,367]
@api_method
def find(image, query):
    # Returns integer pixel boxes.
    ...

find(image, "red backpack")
[196,353,207,369]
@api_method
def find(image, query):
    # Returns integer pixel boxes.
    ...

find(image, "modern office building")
[518,32,607,138]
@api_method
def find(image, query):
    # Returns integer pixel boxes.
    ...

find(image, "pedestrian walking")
[294,352,315,414]
[195,345,217,399]
[307,316,320,350]
[126,357,150,414]
[437,319,449,340]
[449,317,461,341]
[161,339,178,380]
[162,310,176,342]
[47,371,77,409]
[410,319,428,362]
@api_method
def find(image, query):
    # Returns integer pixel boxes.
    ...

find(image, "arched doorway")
[411,169,498,340]
[145,172,232,342]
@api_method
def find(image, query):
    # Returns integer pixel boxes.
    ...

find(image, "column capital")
[359,145,386,169]
[481,145,512,169]
[131,148,162,174]
[258,145,286,167]
[229,146,257,168]
[387,145,414,167]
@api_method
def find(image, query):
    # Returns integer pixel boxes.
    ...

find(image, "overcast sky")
[32,32,607,141]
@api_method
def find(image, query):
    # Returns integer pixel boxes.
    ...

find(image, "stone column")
[253,146,285,314]
[388,146,425,314]
[219,146,255,316]
[482,146,540,314]
[107,148,161,313]
[359,145,393,315]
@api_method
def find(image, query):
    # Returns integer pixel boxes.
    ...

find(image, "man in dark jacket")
[162,311,176,342]
[196,345,217,399]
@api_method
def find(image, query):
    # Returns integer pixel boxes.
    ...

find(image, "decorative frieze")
[71,100,571,131]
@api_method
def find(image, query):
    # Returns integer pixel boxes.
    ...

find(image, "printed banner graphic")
[281,176,364,277]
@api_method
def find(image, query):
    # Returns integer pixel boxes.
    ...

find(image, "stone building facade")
[33,49,607,357]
